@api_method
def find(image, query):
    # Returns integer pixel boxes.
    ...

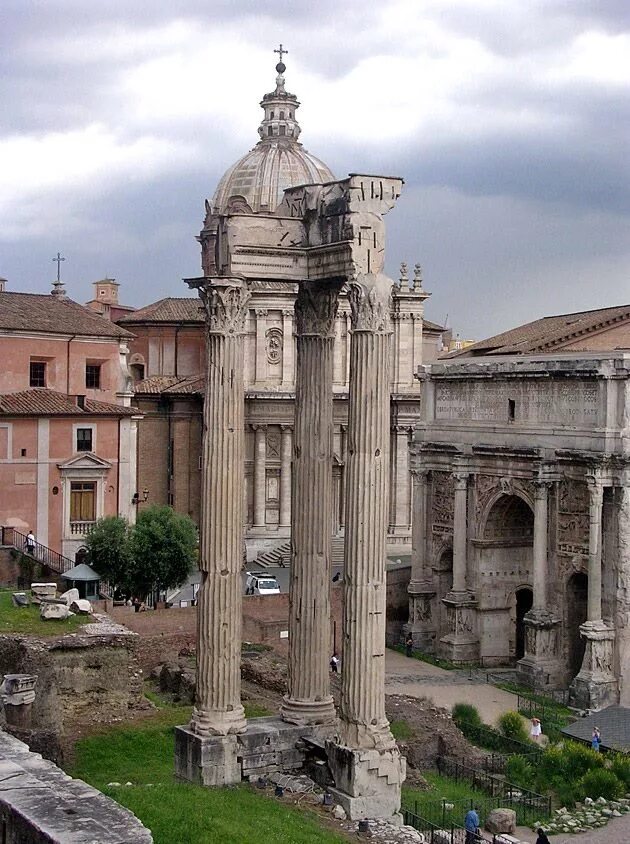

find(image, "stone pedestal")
[570,621,618,710]
[517,611,563,689]
[438,595,479,664]
[175,727,241,786]
[403,584,436,653]
[327,741,405,821]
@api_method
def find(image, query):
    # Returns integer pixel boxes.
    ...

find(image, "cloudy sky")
[1,0,629,338]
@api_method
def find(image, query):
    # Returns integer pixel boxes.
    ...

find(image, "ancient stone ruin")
[175,174,407,819]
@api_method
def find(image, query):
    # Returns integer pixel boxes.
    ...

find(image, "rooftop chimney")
[0,278,7,292]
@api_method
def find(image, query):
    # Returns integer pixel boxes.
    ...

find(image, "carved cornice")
[294,281,342,338]
[347,274,392,333]
[199,279,251,336]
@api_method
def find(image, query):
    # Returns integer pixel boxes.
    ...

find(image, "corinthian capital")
[199,278,251,335]
[294,280,342,337]
[347,272,392,333]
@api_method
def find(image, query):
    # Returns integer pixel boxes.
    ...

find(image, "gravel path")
[385,649,521,725]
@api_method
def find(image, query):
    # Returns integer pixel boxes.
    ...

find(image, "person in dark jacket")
[535,828,551,844]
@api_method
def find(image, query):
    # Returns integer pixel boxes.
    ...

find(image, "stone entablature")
[407,351,630,711]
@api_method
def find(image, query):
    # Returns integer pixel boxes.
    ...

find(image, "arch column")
[517,474,562,690]
[570,473,617,709]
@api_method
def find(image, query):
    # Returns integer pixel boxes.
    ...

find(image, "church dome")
[211,51,334,215]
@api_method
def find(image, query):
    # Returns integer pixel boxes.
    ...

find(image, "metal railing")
[402,805,504,843]
[9,528,75,575]
[435,757,551,825]
[456,719,543,759]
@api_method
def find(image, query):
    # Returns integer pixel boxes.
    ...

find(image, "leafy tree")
[128,505,197,598]
[86,516,132,592]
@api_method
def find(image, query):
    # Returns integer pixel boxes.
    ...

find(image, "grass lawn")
[388,644,460,671]
[70,695,349,844]
[0,589,91,636]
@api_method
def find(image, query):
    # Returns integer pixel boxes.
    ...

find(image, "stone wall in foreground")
[0,728,153,843]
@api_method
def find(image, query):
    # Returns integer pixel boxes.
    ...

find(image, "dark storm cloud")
[1,0,629,337]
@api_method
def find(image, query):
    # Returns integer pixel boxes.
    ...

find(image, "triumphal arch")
[175,172,406,819]
[406,353,630,711]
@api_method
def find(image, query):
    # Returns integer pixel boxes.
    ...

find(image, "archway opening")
[515,587,533,660]
[567,572,588,677]
[483,494,534,541]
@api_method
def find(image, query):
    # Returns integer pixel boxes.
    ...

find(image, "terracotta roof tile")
[117,298,204,323]
[0,389,137,416]
[0,292,133,338]
[449,304,630,358]
[134,375,204,395]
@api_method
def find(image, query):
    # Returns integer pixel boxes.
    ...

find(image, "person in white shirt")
[530,717,542,742]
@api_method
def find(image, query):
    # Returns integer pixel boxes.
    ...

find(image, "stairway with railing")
[4,527,75,575]
[1,526,113,599]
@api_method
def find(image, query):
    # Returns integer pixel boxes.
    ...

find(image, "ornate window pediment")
[58,453,112,473]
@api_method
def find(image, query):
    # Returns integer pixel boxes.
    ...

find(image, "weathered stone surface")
[40,601,74,620]
[485,808,517,834]
[0,729,153,843]
[60,587,80,606]
[11,592,29,607]
[30,583,56,604]
[69,599,93,614]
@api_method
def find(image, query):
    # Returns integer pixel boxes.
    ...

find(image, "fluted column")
[281,280,342,725]
[587,475,604,623]
[451,472,469,595]
[339,274,396,750]
[253,425,267,528]
[279,425,292,528]
[532,480,550,613]
[191,277,249,737]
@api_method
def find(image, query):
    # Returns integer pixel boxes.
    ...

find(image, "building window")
[279,125,286,136]
[29,361,46,387]
[76,428,93,452]
[130,363,145,382]
[70,481,96,523]
[86,364,101,389]
[508,399,516,421]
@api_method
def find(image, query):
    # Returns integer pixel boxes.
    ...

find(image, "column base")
[438,594,479,664]
[403,585,437,653]
[280,695,337,727]
[516,611,563,689]
[190,703,247,737]
[326,740,405,821]
[569,622,619,711]
[175,727,241,786]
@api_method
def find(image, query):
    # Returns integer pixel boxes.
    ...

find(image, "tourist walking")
[592,726,601,751]
[25,530,36,557]
[530,717,542,742]
[535,828,551,844]
[330,652,340,674]
[464,806,480,843]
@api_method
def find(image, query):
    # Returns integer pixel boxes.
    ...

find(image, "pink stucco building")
[0,282,140,562]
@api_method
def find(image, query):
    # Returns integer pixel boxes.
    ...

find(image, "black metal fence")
[402,804,516,843]
[435,756,551,825]
[11,528,74,574]
[457,719,544,759]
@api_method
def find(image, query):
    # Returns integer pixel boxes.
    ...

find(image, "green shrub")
[610,755,630,788]
[562,742,605,781]
[577,768,624,801]
[505,755,535,790]
[452,703,482,729]
[497,711,529,744]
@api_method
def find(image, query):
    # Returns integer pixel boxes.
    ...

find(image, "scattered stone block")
[31,582,57,604]
[12,592,29,607]
[40,601,74,620]
[485,808,517,834]
[333,804,346,820]
[69,599,93,614]
[60,587,80,606]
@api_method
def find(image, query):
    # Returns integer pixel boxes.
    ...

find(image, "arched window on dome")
[268,126,273,136]
[270,111,274,118]
[280,110,285,120]
[279,125,286,136]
